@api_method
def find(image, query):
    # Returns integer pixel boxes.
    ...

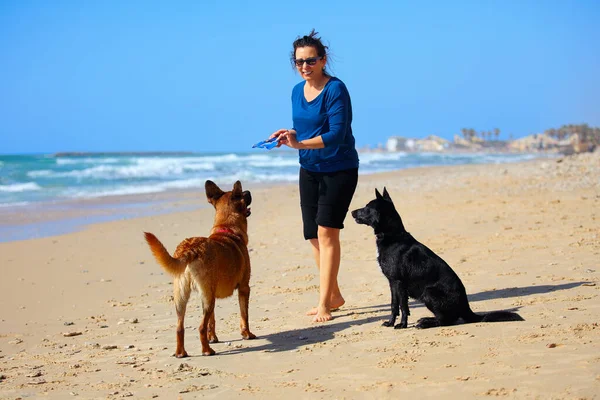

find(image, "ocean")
[0,151,548,207]
[0,150,554,242]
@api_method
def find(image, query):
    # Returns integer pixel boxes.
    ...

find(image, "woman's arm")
[319,83,350,146]
[284,83,350,149]
[283,129,325,149]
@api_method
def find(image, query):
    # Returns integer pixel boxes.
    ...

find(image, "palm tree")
[557,127,567,140]
[493,128,500,141]
[469,128,477,141]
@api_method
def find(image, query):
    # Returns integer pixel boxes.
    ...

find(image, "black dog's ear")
[205,180,224,204]
[375,188,383,200]
[382,187,393,202]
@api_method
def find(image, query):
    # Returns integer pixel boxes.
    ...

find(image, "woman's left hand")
[281,130,301,149]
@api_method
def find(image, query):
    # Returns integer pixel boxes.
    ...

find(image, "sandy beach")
[1,152,599,399]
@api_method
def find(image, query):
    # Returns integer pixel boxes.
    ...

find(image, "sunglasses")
[293,56,323,67]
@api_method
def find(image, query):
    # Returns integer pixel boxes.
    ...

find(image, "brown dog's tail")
[144,232,186,276]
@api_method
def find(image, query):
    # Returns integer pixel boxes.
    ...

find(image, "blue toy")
[252,136,279,150]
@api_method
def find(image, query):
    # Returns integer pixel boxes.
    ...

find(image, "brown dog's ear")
[205,180,224,204]
[375,188,383,200]
[242,190,252,206]
[232,180,243,198]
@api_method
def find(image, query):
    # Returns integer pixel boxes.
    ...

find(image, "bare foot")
[312,306,333,323]
[306,296,345,316]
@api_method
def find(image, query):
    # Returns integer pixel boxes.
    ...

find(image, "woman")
[271,30,359,322]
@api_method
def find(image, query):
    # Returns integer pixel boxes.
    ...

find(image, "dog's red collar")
[214,227,235,235]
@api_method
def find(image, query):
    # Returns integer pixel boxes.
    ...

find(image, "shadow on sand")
[344,281,588,312]
[183,281,588,357]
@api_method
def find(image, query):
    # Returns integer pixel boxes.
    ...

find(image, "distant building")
[453,134,482,150]
[386,136,405,151]
[386,136,416,151]
[387,136,452,152]
[508,133,559,152]
[416,135,450,152]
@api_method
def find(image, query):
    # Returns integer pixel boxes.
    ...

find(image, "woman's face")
[294,46,326,81]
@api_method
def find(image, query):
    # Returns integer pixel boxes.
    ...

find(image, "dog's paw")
[208,336,219,344]
[394,322,408,329]
[202,347,216,356]
[174,350,189,358]
[415,317,439,329]
[242,331,257,340]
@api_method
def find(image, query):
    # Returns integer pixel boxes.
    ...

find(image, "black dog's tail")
[462,309,524,324]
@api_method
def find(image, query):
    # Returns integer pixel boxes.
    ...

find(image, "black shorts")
[299,167,359,240]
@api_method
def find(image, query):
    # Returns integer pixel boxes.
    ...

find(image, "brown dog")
[144,180,256,357]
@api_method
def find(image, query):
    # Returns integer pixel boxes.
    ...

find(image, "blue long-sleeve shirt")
[292,77,359,173]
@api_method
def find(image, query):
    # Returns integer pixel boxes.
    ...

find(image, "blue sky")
[1,0,599,154]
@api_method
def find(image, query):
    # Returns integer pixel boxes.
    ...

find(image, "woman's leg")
[312,226,344,322]
[299,167,357,322]
[306,238,345,316]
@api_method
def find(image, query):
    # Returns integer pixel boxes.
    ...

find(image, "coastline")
[0,182,294,243]
[0,152,598,398]
[0,190,206,243]
[0,152,558,243]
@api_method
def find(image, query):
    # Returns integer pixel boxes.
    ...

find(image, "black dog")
[352,188,523,329]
